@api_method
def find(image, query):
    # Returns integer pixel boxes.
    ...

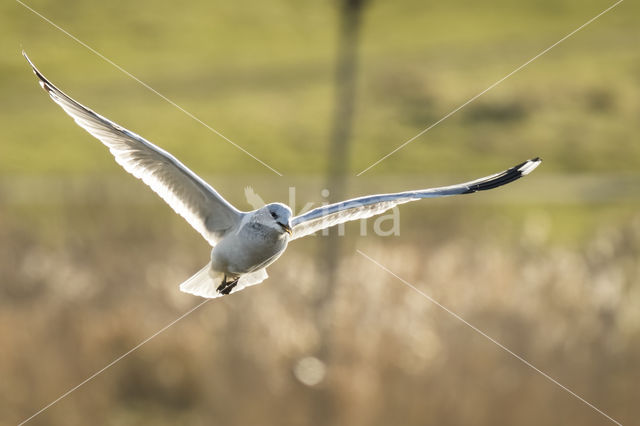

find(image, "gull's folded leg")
[217,275,239,295]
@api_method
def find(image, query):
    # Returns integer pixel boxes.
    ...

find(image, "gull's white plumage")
[25,52,542,299]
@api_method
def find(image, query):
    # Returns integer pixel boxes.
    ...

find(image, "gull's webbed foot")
[217,275,239,295]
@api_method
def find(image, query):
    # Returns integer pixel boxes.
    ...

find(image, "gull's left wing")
[290,158,541,240]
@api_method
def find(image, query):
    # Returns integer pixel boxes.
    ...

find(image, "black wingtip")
[22,51,55,95]
[464,157,541,194]
[22,50,35,69]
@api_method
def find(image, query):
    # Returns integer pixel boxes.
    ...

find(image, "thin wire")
[18,299,211,426]
[356,0,624,176]
[356,249,622,426]
[16,0,283,176]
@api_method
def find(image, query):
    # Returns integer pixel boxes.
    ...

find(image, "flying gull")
[24,52,541,298]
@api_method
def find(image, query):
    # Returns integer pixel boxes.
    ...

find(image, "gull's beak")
[279,222,293,236]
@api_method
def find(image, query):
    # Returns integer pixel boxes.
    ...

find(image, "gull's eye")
[270,212,277,219]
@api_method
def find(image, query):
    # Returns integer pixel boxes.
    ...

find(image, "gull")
[24,52,542,298]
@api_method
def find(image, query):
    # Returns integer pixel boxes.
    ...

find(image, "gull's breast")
[211,222,289,275]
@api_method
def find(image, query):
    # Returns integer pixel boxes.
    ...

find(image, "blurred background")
[1,0,639,424]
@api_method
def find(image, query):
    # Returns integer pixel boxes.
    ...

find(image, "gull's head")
[264,203,293,236]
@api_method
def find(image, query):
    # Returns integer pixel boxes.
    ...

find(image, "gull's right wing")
[290,158,541,240]
[25,52,242,246]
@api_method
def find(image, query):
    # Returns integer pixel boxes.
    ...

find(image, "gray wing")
[25,52,242,246]
[290,158,541,240]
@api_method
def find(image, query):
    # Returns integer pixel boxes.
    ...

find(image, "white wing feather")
[25,53,242,246]
[290,158,541,240]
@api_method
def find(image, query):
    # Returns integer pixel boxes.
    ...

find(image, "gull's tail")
[179,263,268,298]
